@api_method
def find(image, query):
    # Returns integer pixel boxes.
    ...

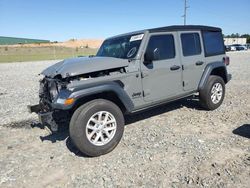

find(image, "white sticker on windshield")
[130,34,144,42]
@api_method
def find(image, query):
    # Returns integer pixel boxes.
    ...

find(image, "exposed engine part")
[67,67,126,82]
[37,67,126,112]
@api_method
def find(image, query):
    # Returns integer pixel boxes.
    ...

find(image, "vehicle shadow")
[232,124,250,139]
[29,95,202,157]
[125,95,202,125]
[34,123,89,157]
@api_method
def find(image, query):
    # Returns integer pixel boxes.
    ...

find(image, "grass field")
[0,46,98,63]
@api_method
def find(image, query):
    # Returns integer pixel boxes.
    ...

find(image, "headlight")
[48,81,58,101]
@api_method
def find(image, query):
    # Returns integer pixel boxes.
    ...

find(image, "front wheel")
[69,99,124,157]
[199,75,225,110]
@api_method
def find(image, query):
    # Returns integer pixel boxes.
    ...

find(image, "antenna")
[182,0,190,25]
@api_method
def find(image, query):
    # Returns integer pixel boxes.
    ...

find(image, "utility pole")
[182,0,189,25]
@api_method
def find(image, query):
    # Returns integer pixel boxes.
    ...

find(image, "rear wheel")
[69,99,124,157]
[199,75,225,110]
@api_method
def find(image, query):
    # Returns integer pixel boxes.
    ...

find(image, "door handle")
[196,61,204,66]
[170,65,181,71]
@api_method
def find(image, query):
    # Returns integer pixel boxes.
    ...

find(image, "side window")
[181,33,201,56]
[203,31,225,56]
[146,34,175,61]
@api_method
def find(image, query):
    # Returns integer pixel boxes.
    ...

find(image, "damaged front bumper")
[27,104,59,132]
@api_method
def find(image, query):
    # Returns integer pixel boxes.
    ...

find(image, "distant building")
[224,38,247,45]
[0,36,50,45]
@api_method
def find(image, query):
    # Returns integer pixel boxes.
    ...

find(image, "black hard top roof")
[148,25,222,33]
[107,25,222,40]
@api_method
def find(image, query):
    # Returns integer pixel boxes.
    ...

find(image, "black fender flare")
[198,61,228,90]
[69,81,134,112]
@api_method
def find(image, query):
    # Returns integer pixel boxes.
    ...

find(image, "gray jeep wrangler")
[28,25,231,156]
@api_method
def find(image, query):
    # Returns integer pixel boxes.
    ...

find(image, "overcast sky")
[0,0,249,41]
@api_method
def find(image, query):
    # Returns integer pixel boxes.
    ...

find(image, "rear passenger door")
[179,31,206,91]
[141,32,183,102]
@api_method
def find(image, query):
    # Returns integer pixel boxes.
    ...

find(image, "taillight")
[223,56,230,66]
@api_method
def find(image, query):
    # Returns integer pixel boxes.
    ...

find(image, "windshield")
[96,33,144,59]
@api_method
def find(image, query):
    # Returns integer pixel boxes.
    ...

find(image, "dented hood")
[41,56,129,78]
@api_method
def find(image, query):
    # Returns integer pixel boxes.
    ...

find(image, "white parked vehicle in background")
[229,45,236,51]
[231,44,247,51]
[243,44,250,50]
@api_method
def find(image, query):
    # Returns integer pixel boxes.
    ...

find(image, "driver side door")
[141,32,183,102]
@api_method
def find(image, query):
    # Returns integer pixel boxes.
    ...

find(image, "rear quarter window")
[203,31,225,56]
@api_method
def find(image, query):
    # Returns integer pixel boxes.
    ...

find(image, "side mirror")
[144,51,154,64]
[144,48,160,64]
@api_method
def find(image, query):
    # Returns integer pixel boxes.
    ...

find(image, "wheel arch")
[70,82,134,114]
[199,61,229,91]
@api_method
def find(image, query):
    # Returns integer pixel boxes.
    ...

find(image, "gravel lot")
[0,52,250,188]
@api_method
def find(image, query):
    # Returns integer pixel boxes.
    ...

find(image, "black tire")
[199,75,225,111]
[69,99,124,157]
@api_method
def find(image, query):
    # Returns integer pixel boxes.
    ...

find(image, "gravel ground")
[0,52,250,188]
